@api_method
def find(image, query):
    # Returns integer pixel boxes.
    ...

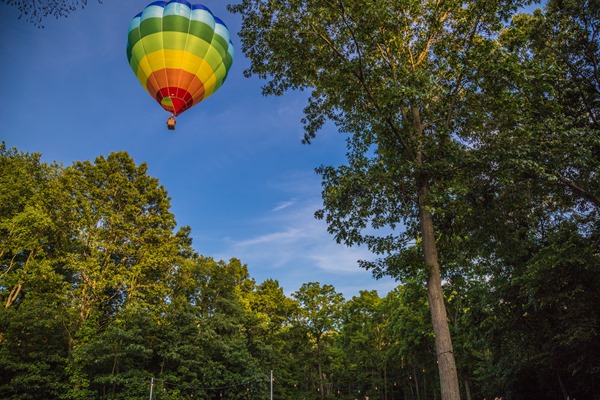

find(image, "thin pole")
[270,371,273,400]
[149,377,154,400]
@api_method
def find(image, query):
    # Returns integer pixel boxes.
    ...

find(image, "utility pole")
[149,377,154,400]
[270,371,273,400]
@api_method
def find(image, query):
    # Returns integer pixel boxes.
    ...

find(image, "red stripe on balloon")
[145,69,207,115]
[156,87,194,115]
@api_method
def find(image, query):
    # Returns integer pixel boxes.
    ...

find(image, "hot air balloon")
[126,0,234,130]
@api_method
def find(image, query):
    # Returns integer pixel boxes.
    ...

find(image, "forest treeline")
[0,142,599,400]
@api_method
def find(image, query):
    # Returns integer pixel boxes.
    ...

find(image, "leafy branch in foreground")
[1,0,100,28]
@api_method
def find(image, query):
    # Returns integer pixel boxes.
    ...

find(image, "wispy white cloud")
[210,172,398,297]
[272,199,296,212]
[307,242,374,273]
[233,227,307,248]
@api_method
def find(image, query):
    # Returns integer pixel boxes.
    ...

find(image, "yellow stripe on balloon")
[136,49,217,92]
[129,30,222,85]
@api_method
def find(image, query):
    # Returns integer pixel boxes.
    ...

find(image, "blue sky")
[0,0,398,298]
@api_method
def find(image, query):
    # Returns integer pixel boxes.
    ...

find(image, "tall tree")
[383,280,439,400]
[55,152,181,324]
[0,144,72,399]
[292,282,344,399]
[247,278,300,398]
[337,290,390,398]
[231,1,524,397]
[49,152,189,398]
[440,0,600,396]
[156,256,265,399]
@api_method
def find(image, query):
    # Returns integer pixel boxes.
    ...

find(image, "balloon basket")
[166,116,176,130]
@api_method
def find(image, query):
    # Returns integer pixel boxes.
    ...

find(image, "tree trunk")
[5,283,22,308]
[464,378,473,400]
[417,183,461,400]
[384,365,388,400]
[557,372,570,400]
[414,366,421,400]
[5,250,35,308]
[317,338,325,400]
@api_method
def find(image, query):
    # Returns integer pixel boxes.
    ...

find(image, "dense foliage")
[1,141,598,400]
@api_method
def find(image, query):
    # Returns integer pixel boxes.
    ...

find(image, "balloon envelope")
[126,0,234,116]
